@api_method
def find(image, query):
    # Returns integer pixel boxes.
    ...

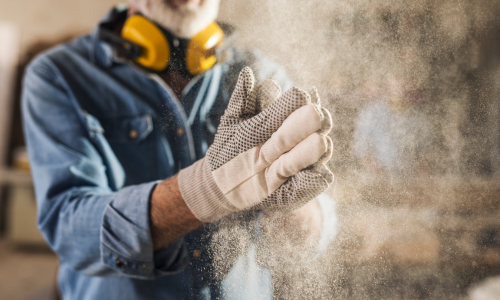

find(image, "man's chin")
[168,0,202,9]
[132,0,219,38]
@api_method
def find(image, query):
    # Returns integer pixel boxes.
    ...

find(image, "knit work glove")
[178,67,334,222]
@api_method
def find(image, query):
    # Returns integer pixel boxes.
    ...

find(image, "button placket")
[129,129,139,139]
[115,260,125,269]
[176,127,185,137]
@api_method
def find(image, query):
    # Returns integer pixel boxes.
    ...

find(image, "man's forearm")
[150,175,203,250]
[150,174,322,252]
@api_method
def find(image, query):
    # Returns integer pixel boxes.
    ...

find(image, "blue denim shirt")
[22,9,337,300]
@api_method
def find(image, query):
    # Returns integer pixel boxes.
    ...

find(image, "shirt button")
[176,127,185,137]
[129,129,139,139]
[115,260,125,269]
[193,250,201,258]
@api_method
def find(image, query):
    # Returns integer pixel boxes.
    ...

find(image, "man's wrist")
[178,158,235,223]
[150,175,203,250]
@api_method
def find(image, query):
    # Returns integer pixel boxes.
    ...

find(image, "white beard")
[129,0,220,38]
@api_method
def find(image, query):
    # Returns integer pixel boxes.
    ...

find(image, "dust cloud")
[210,0,500,299]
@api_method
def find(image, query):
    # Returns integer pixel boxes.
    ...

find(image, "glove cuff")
[178,158,236,223]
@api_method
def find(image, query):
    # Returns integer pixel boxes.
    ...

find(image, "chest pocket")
[98,115,170,185]
[101,115,153,144]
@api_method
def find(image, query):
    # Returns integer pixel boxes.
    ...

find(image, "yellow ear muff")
[121,15,170,72]
[186,22,224,75]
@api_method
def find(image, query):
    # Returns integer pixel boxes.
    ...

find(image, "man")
[22,0,337,298]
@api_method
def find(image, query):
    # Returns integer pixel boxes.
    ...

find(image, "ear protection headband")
[99,14,224,75]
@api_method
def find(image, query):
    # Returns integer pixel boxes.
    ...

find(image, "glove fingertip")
[239,67,255,94]
[224,67,256,119]
[252,79,282,112]
[318,135,334,165]
[319,107,333,135]
[259,79,282,93]
[274,86,311,113]
[314,163,335,185]
[291,86,311,103]
[309,87,321,105]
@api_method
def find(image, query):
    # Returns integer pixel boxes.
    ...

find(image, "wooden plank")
[0,168,33,186]
[0,23,20,236]
[0,23,20,167]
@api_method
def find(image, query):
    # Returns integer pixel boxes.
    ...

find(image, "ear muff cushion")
[186,22,224,75]
[122,15,170,72]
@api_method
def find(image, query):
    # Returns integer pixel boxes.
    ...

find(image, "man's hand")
[178,67,334,222]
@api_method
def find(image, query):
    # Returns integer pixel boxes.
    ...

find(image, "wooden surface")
[0,23,19,167]
[333,177,500,213]
[330,176,500,268]
[0,168,32,186]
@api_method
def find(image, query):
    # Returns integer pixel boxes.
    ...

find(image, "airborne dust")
[211,0,500,299]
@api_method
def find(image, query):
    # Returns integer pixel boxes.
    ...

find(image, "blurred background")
[1,0,500,299]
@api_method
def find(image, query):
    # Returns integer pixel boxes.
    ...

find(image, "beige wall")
[218,0,335,88]
[0,0,333,88]
[0,0,120,52]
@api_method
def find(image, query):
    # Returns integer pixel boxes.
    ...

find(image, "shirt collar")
[90,6,128,68]
[89,6,237,72]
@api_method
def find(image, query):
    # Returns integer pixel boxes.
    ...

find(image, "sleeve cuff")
[100,181,188,278]
[178,159,232,223]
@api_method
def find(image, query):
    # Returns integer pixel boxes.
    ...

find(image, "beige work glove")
[178,67,334,222]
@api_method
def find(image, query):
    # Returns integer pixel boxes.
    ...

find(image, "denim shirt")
[22,9,338,300]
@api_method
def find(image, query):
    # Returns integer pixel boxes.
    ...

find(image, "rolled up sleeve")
[22,55,186,279]
[101,182,188,278]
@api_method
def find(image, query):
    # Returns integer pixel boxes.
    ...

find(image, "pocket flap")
[100,115,153,144]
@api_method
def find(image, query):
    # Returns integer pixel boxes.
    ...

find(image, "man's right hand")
[178,67,334,222]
